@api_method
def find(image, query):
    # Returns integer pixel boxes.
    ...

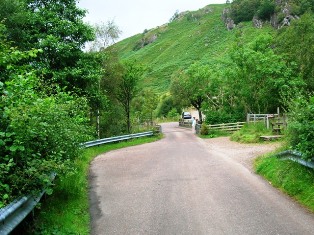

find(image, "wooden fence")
[247,114,279,129]
[207,122,246,132]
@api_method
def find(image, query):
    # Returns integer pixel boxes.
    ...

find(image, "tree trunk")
[198,109,203,124]
[126,100,131,133]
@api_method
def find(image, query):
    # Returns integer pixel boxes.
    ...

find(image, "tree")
[88,20,122,52]
[226,32,302,114]
[1,0,95,94]
[117,61,144,133]
[157,95,181,118]
[98,47,125,137]
[231,0,261,23]
[133,89,159,125]
[170,62,211,123]
[276,13,314,91]
[77,51,108,138]
[257,0,275,20]
[0,0,29,46]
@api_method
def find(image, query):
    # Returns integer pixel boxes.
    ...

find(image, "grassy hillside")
[112,4,276,93]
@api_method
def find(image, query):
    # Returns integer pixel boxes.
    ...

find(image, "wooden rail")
[207,122,245,132]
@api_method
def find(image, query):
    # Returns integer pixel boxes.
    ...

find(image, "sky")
[77,0,226,41]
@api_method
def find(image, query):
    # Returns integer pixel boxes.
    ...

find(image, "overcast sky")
[77,0,226,41]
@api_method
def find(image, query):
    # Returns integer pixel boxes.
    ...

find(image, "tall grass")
[25,136,161,234]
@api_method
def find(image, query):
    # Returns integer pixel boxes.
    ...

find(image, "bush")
[257,0,275,20]
[204,110,243,125]
[167,108,179,119]
[0,74,92,207]
[157,96,180,118]
[200,124,209,135]
[287,95,314,161]
[231,0,261,23]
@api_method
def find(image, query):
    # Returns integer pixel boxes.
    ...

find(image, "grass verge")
[231,122,274,143]
[255,154,314,213]
[200,130,231,139]
[24,135,162,234]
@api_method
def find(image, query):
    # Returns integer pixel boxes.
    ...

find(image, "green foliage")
[286,95,314,161]
[231,0,261,23]
[117,60,145,133]
[289,0,314,15]
[231,122,272,143]
[257,0,276,20]
[0,0,95,95]
[133,88,159,123]
[276,13,314,91]
[255,155,314,212]
[0,23,92,207]
[1,73,91,205]
[167,108,179,119]
[230,0,314,24]
[157,95,181,118]
[226,32,301,114]
[170,62,211,122]
[200,124,209,135]
[204,110,243,124]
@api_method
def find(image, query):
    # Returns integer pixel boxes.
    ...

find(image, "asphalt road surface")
[89,122,314,235]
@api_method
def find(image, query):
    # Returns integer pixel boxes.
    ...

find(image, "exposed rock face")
[221,0,300,30]
[253,17,263,28]
[140,34,157,47]
[278,1,300,28]
[222,8,236,30]
[133,33,158,50]
[226,18,236,30]
[270,14,279,28]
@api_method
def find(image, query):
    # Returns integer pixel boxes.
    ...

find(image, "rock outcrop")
[222,8,236,31]
[222,0,300,30]
[253,17,263,28]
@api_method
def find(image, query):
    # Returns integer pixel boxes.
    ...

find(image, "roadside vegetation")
[255,154,314,213]
[0,0,158,209]
[230,122,274,143]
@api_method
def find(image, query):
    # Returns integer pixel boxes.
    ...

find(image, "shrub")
[200,124,209,135]
[0,74,92,207]
[287,95,314,161]
[167,108,179,119]
[257,0,276,20]
[231,0,261,23]
[204,110,243,125]
[157,96,181,118]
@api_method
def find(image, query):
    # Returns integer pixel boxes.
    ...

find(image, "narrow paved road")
[89,123,314,234]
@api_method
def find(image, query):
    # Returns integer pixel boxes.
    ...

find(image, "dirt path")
[202,137,281,171]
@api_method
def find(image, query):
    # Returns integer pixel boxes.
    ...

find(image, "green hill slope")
[112,4,275,93]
